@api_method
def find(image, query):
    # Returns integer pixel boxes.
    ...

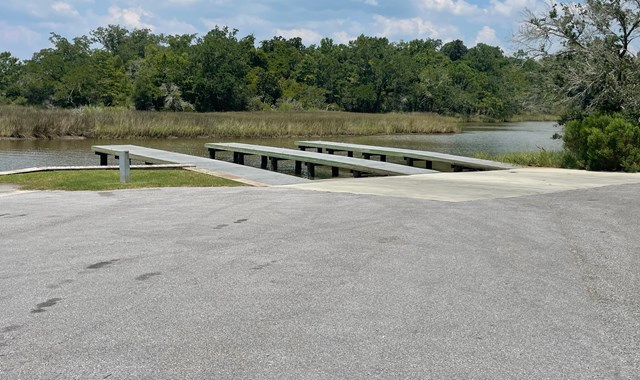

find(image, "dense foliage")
[564,114,640,171]
[0,26,557,119]
[519,0,640,171]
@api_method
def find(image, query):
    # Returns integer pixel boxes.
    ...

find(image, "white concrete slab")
[282,168,640,202]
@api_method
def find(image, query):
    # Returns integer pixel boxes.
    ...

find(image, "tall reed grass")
[0,106,460,139]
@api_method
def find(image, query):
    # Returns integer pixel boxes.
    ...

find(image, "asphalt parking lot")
[1,182,639,379]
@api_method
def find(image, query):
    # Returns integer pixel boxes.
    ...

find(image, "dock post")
[261,156,268,169]
[363,153,371,160]
[306,163,315,177]
[331,167,339,177]
[270,157,278,171]
[97,153,108,166]
[294,161,302,175]
[208,149,216,159]
[347,151,353,157]
[233,153,245,165]
[327,149,335,155]
[426,161,433,169]
[405,157,414,166]
[119,151,131,183]
[380,155,387,162]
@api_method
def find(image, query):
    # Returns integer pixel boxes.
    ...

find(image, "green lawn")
[0,169,244,191]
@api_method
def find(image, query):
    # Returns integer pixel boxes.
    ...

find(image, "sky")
[0,0,546,60]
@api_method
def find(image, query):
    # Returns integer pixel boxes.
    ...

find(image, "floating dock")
[205,142,437,178]
[295,141,515,171]
[91,145,311,186]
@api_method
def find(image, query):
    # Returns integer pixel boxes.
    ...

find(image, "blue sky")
[0,0,546,59]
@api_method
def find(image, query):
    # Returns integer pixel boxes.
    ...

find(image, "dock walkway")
[205,143,436,178]
[295,141,515,171]
[91,145,311,186]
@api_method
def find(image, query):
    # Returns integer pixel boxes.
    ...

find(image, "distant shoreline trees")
[0,25,558,120]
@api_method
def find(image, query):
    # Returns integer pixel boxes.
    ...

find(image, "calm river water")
[0,121,562,172]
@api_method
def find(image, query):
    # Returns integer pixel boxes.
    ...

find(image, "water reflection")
[0,121,562,172]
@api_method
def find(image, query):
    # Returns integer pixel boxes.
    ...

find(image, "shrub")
[563,114,640,172]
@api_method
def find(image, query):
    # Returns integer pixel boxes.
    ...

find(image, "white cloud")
[163,0,202,4]
[332,31,356,44]
[373,15,459,40]
[160,19,199,35]
[490,0,536,16]
[107,6,154,30]
[202,15,271,32]
[361,0,379,6]
[419,0,479,16]
[0,22,40,44]
[475,25,499,45]
[51,2,80,17]
[275,28,323,44]
[0,22,42,58]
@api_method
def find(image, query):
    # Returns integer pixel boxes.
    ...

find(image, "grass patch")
[473,150,576,168]
[0,106,460,139]
[0,169,244,191]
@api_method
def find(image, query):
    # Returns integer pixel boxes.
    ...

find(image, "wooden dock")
[91,145,311,186]
[295,141,515,171]
[205,143,437,178]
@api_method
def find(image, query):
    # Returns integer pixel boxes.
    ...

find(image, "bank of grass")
[473,150,576,168]
[0,169,243,191]
[0,105,460,139]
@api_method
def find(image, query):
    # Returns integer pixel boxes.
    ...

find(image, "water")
[0,121,562,172]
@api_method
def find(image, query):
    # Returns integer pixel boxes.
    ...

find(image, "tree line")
[0,25,558,120]
[519,0,640,172]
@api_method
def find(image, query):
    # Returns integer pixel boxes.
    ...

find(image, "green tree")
[134,42,194,110]
[260,36,305,79]
[19,33,99,107]
[440,39,468,61]
[310,38,350,108]
[91,25,162,63]
[0,52,22,102]
[187,27,251,111]
[518,0,640,113]
[342,35,408,113]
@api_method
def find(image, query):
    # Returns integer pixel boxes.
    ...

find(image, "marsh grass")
[473,150,575,168]
[0,106,460,139]
[0,169,243,190]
